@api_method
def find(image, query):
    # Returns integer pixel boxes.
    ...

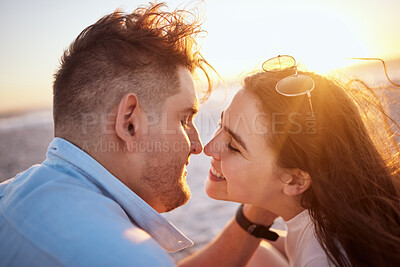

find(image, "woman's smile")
[209,165,226,182]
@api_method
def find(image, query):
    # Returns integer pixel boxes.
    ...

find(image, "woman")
[179,56,400,267]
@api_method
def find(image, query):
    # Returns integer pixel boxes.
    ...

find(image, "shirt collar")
[45,137,193,252]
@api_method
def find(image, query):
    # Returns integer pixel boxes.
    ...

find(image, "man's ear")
[282,169,312,197]
[115,93,140,152]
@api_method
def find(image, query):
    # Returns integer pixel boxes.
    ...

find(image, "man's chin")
[162,185,191,212]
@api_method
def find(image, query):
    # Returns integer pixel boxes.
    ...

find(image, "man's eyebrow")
[181,105,198,115]
[183,99,199,115]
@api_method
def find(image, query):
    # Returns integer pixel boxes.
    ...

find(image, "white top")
[284,210,331,267]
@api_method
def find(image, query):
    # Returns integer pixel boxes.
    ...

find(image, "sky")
[0,0,399,113]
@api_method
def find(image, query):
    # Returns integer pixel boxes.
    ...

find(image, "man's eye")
[181,118,190,129]
[227,142,240,153]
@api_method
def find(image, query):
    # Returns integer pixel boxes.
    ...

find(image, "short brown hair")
[53,2,213,135]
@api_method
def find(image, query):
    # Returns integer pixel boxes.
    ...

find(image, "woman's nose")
[204,136,221,160]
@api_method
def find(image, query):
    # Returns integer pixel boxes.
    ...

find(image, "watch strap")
[235,204,279,241]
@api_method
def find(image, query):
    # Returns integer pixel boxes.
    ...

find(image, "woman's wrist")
[235,204,280,241]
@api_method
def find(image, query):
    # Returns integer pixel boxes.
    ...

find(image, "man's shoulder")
[1,163,116,217]
[0,165,175,266]
[74,228,176,266]
[1,162,97,204]
[1,162,131,234]
[0,217,175,266]
[57,224,175,266]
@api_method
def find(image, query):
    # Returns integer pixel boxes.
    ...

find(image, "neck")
[279,205,305,221]
[87,140,163,211]
[262,195,305,221]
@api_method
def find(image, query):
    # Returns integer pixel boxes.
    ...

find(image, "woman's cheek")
[224,161,252,202]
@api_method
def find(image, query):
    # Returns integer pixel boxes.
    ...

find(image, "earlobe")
[282,169,312,197]
[115,93,140,152]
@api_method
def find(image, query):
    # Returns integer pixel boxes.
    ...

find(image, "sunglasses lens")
[276,74,315,95]
[262,55,295,72]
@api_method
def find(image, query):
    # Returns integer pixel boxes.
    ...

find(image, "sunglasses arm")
[306,91,315,118]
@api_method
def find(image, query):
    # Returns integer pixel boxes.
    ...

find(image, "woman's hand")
[242,204,279,226]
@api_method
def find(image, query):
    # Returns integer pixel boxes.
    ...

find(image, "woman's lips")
[208,169,226,182]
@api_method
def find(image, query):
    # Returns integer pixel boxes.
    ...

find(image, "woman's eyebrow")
[224,126,248,151]
[221,111,248,151]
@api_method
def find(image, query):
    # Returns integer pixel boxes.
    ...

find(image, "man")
[0,3,214,266]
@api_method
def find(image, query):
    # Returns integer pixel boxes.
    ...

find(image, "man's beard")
[142,152,191,212]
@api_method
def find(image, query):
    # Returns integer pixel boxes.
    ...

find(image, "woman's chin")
[204,176,228,200]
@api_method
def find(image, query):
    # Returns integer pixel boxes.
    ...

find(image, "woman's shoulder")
[285,210,330,266]
[302,255,331,267]
[299,225,329,266]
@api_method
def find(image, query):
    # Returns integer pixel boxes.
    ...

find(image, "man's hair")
[53,2,213,137]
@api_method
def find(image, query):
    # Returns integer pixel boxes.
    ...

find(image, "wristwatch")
[235,204,279,241]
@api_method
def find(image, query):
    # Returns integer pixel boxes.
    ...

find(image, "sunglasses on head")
[262,55,315,117]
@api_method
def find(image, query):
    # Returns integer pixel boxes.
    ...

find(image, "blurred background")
[1,0,399,260]
[1,0,400,114]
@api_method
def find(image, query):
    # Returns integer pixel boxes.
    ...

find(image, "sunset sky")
[1,0,399,113]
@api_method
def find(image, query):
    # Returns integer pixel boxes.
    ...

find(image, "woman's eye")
[227,142,240,153]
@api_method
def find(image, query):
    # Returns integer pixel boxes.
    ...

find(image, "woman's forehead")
[224,90,262,124]
[223,90,269,146]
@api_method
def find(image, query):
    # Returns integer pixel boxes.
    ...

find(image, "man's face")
[141,67,202,212]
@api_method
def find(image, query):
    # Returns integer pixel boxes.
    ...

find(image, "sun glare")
[288,11,370,74]
[203,2,374,80]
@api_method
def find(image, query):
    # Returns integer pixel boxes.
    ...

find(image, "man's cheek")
[172,140,189,153]
[177,133,191,153]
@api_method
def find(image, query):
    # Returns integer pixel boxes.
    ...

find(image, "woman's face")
[204,89,284,207]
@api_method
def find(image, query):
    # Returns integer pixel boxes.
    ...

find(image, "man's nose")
[190,128,203,155]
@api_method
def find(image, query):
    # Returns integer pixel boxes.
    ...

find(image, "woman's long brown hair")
[243,70,400,266]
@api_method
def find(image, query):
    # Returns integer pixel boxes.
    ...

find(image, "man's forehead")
[179,67,198,105]
[165,67,198,112]
[177,95,199,115]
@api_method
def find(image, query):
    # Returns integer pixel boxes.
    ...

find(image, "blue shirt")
[0,138,193,266]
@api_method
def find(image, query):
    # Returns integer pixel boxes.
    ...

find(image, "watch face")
[248,224,257,234]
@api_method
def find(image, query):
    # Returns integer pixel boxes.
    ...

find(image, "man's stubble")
[142,148,191,212]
